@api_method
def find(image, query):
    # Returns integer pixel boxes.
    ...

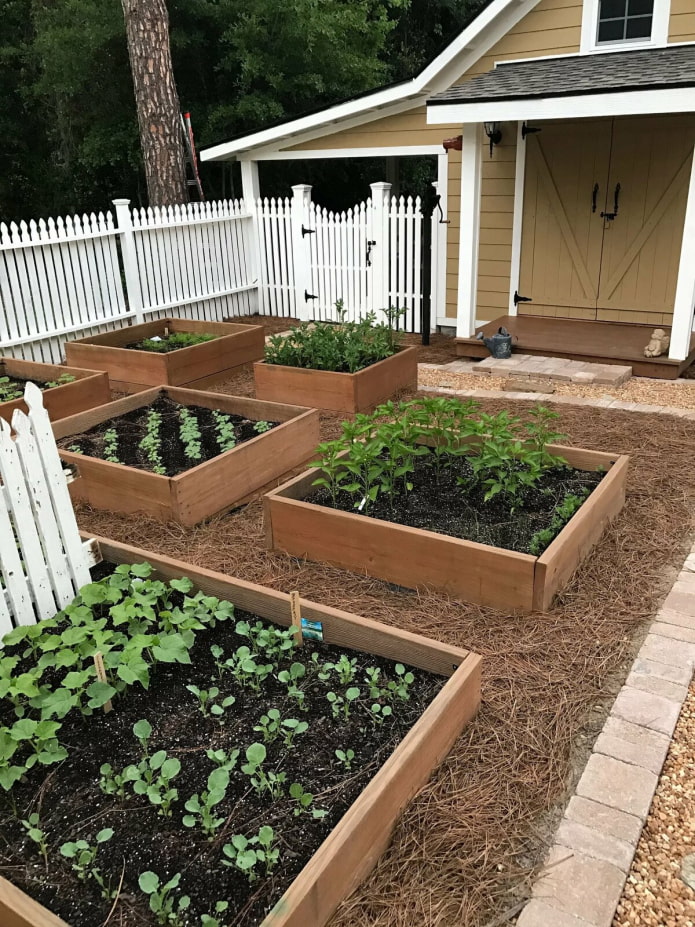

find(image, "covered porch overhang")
[427,46,695,367]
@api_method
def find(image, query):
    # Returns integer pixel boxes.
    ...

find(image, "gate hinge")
[514,290,532,305]
[301,225,315,237]
[304,290,318,301]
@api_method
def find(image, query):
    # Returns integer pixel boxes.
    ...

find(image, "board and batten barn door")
[595,115,695,326]
[518,120,612,320]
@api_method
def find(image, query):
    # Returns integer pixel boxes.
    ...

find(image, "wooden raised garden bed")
[65,318,265,393]
[0,357,110,425]
[264,444,630,613]
[254,345,418,413]
[54,387,319,525]
[0,537,482,927]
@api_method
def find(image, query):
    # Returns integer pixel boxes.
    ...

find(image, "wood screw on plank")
[290,591,303,646]
[93,651,113,713]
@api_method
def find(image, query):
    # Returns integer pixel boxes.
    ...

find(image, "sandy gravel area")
[613,683,695,927]
[418,366,695,411]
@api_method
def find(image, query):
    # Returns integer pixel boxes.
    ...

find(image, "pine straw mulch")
[76,390,695,927]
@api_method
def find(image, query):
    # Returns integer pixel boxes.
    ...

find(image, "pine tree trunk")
[121,0,187,207]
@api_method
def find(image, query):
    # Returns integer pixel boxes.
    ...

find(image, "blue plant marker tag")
[301,618,323,641]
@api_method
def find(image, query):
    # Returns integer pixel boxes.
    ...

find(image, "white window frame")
[580,0,671,53]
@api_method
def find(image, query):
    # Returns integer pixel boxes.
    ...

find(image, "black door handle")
[601,183,621,221]
[592,183,599,213]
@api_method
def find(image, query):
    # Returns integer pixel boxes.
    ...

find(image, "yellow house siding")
[286,108,455,151]
[669,0,695,41]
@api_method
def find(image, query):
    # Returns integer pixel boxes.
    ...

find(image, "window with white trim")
[596,0,654,44]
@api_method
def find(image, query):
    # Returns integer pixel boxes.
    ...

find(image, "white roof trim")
[201,0,541,162]
[427,86,695,124]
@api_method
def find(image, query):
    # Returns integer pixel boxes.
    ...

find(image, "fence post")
[369,182,391,313]
[113,198,144,324]
[291,184,313,322]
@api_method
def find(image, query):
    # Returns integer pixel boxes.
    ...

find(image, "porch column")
[456,124,482,339]
[240,160,260,205]
[670,145,695,361]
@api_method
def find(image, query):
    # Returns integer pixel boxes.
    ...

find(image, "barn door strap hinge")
[304,290,318,301]
[514,291,532,305]
[521,122,542,140]
[601,183,621,221]
[301,225,315,237]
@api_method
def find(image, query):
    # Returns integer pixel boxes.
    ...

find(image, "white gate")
[0,384,95,635]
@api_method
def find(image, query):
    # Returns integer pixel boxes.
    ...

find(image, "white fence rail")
[0,383,93,635]
[0,182,432,361]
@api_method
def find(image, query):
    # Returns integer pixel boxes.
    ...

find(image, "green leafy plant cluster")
[212,411,236,452]
[102,427,121,464]
[0,564,233,791]
[140,409,166,475]
[44,373,76,388]
[178,407,203,462]
[263,304,402,374]
[528,488,591,555]
[0,376,24,402]
[311,398,569,514]
[134,332,217,353]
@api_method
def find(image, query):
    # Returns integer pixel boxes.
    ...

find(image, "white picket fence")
[0,383,95,635]
[0,182,431,363]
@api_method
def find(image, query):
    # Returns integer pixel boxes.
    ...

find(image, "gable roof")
[429,44,695,105]
[201,0,542,162]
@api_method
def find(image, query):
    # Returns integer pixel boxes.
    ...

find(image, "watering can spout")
[476,326,512,359]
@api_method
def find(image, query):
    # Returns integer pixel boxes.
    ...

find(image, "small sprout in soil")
[0,376,23,402]
[326,687,361,721]
[282,718,308,748]
[253,420,271,434]
[183,767,230,839]
[212,411,236,452]
[364,666,382,698]
[133,718,153,756]
[225,646,274,693]
[386,664,415,702]
[67,444,83,454]
[253,708,282,743]
[368,702,393,725]
[60,828,115,899]
[139,409,166,475]
[44,373,76,388]
[186,684,236,719]
[206,747,240,772]
[178,407,203,462]
[102,428,121,465]
[99,763,128,799]
[221,825,279,882]
[319,654,357,685]
[241,742,286,799]
[289,781,327,819]
[335,747,355,770]
[122,750,181,816]
[235,619,297,661]
[201,901,230,927]
[277,661,307,710]
[20,812,48,865]
[138,870,190,926]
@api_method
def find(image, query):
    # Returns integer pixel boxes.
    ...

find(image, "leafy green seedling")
[326,687,361,721]
[221,826,279,882]
[21,812,49,865]
[289,782,327,819]
[183,767,229,839]
[253,420,271,434]
[240,742,286,799]
[138,870,190,926]
[368,702,393,725]
[122,750,181,816]
[206,747,240,772]
[253,708,282,743]
[335,748,355,770]
[186,684,235,719]
[60,828,115,899]
[200,901,230,927]
[386,664,415,701]
[277,662,307,710]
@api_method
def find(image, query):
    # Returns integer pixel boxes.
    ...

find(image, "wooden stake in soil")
[290,590,303,646]
[93,651,113,713]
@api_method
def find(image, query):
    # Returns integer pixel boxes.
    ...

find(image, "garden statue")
[643,328,670,358]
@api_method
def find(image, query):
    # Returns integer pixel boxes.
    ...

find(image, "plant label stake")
[290,591,303,646]
[93,651,113,713]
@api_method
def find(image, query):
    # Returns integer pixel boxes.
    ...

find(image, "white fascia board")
[201,0,541,162]
[427,87,695,124]
[253,145,443,161]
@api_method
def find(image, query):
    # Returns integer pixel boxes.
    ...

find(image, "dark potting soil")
[308,449,606,554]
[0,578,444,927]
[57,397,279,477]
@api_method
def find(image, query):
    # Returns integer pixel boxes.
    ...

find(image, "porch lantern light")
[483,121,502,157]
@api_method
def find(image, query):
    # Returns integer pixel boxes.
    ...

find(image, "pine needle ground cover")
[76,388,695,927]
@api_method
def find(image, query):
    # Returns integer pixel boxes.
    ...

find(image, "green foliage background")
[0,0,487,220]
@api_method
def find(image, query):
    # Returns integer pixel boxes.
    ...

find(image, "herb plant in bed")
[0,357,110,424]
[0,542,481,927]
[53,386,320,525]
[264,398,630,613]
[254,306,417,413]
[65,318,265,393]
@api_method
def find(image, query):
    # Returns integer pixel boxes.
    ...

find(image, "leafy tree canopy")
[0,0,487,219]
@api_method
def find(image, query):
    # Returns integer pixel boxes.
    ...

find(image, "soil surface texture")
[0,589,442,927]
[59,397,278,477]
[309,451,603,554]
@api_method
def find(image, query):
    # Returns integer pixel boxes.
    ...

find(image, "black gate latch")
[301,225,315,237]
[514,291,532,305]
[304,290,318,301]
